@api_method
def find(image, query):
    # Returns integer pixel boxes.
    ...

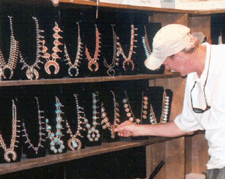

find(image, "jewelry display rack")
[0,0,222,178]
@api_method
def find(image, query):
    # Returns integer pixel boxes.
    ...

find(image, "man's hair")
[181,33,200,54]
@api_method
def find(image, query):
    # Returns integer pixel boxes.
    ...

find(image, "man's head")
[144,24,199,72]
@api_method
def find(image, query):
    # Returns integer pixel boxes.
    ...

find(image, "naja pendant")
[67,137,82,151]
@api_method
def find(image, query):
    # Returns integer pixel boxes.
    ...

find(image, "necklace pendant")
[67,137,82,151]
[68,66,79,77]
[88,59,99,72]
[4,149,17,162]
[26,66,39,80]
[44,60,60,75]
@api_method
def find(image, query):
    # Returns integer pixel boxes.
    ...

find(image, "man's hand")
[114,120,139,137]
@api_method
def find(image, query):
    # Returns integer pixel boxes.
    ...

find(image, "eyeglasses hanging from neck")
[190,46,211,113]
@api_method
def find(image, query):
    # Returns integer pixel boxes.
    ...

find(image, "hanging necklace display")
[85,25,101,72]
[86,92,101,142]
[142,26,151,58]
[123,90,148,124]
[101,90,120,139]
[22,97,46,154]
[43,22,63,75]
[66,94,88,151]
[116,24,137,71]
[46,97,65,153]
[64,22,83,77]
[159,91,170,124]
[0,16,19,80]
[103,25,118,76]
[19,16,47,80]
[149,90,170,124]
[0,100,20,162]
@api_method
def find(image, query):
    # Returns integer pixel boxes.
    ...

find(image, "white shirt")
[174,43,225,169]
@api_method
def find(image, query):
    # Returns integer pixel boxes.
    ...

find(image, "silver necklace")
[64,22,83,77]
[86,92,100,142]
[22,97,46,154]
[0,100,20,162]
[103,25,118,76]
[0,16,19,80]
[46,96,65,153]
[142,25,151,58]
[116,24,138,71]
[160,90,170,124]
[66,94,88,151]
[19,16,47,80]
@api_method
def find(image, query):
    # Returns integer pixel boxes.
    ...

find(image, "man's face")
[163,52,192,77]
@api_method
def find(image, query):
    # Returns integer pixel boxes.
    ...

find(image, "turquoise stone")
[46,119,49,123]
[56,132,62,137]
[46,126,51,130]
[50,141,55,145]
[55,102,61,107]
[72,141,78,148]
[51,146,55,150]
[55,138,59,143]
[58,149,62,153]
[57,124,62,129]
[49,133,54,138]
[55,109,62,114]
[56,117,62,122]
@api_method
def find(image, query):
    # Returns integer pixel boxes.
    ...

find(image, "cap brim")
[144,53,165,71]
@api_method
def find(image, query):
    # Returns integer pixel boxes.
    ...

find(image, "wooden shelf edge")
[0,136,178,175]
[3,0,225,15]
[0,73,180,87]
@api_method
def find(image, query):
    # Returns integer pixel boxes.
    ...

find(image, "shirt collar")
[192,42,211,85]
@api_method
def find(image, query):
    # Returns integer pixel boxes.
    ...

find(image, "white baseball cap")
[144,24,191,70]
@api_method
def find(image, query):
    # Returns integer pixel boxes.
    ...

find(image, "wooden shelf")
[3,0,225,15]
[0,136,178,175]
[0,73,180,87]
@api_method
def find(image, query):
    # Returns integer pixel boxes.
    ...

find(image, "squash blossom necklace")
[0,16,19,80]
[43,22,63,75]
[64,22,83,77]
[85,25,101,72]
[19,16,47,80]
[0,100,20,162]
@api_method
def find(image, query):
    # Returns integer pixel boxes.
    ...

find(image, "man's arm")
[114,120,194,138]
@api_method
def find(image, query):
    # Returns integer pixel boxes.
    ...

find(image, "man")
[114,24,225,179]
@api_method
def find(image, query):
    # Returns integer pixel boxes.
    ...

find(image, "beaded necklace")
[142,26,151,58]
[160,91,170,124]
[86,92,101,142]
[0,100,20,162]
[64,22,83,77]
[46,97,65,153]
[19,17,47,80]
[149,90,170,124]
[101,90,120,139]
[43,22,63,75]
[66,94,88,151]
[123,90,148,124]
[149,104,157,125]
[103,25,118,76]
[22,97,46,154]
[85,25,101,72]
[116,24,137,71]
[0,16,19,80]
